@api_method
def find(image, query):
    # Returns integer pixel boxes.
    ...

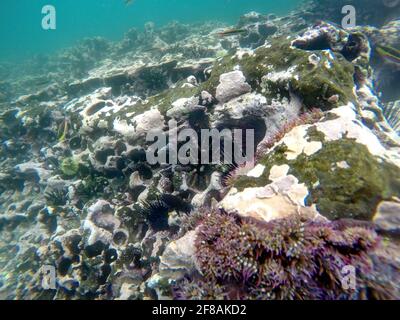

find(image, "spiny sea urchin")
[140,194,192,231]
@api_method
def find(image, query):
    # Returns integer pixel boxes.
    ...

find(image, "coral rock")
[220,169,320,223]
[215,71,252,103]
[159,230,198,281]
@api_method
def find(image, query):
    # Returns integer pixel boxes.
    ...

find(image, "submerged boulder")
[215,70,252,103]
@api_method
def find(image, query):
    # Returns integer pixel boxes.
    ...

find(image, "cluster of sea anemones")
[174,210,399,300]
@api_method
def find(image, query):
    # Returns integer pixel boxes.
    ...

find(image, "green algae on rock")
[201,38,356,110]
[63,36,358,142]
[60,157,80,178]
[230,102,400,221]
[289,139,400,220]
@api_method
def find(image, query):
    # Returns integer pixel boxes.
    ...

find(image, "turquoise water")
[0,0,302,62]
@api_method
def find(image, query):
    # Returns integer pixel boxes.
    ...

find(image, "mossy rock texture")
[60,157,80,178]
[202,38,356,110]
[235,139,400,221]
[93,38,357,128]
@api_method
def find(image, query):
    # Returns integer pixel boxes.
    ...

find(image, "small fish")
[58,118,69,142]
[124,0,135,6]
[376,44,400,66]
[217,28,248,37]
[142,46,167,53]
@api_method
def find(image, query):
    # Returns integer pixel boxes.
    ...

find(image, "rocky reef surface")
[0,7,400,300]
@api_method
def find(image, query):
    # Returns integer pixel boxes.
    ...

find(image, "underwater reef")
[0,4,400,300]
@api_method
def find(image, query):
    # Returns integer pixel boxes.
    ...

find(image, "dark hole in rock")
[69,136,82,150]
[79,262,91,282]
[115,140,127,155]
[85,241,106,258]
[104,156,126,177]
[83,291,97,300]
[133,163,153,180]
[68,235,82,255]
[113,230,128,247]
[145,287,159,300]
[75,199,85,210]
[80,138,88,150]
[292,34,331,51]
[38,111,52,128]
[340,34,365,62]
[95,149,115,164]
[98,263,112,285]
[113,156,126,171]
[120,245,142,268]
[178,188,196,201]
[104,248,118,264]
[129,185,147,202]
[57,257,72,276]
[188,108,210,133]
[45,157,59,170]
[71,254,80,264]
[127,148,147,163]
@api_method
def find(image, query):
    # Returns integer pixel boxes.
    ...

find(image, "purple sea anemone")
[175,210,398,300]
